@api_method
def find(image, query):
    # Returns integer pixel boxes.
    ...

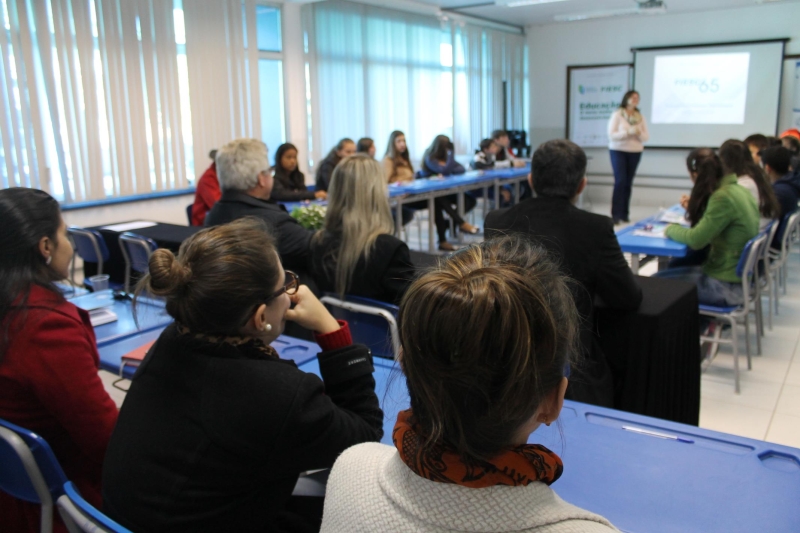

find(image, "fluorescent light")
[506,0,569,7]
[554,5,666,21]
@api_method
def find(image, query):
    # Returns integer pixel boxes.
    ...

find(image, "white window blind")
[303,0,527,166]
[0,0,197,204]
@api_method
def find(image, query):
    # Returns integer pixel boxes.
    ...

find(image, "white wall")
[527,2,800,207]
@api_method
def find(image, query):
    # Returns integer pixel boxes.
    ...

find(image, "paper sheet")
[100,221,158,232]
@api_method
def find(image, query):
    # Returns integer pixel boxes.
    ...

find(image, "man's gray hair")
[215,138,270,192]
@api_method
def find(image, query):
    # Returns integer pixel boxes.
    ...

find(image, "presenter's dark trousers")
[610,149,642,222]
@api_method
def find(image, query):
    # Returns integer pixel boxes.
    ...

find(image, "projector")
[635,0,665,8]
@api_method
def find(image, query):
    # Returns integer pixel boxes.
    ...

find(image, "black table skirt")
[83,223,202,285]
[597,275,701,426]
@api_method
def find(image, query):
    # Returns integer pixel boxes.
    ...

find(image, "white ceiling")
[408,0,799,28]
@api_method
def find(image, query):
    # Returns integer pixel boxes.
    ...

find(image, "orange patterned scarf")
[393,409,563,488]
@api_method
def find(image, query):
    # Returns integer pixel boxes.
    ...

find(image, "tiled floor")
[100,198,800,448]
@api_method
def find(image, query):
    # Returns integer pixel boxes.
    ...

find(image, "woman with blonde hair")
[311,153,415,304]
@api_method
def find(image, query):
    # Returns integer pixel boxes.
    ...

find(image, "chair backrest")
[119,232,158,293]
[57,482,132,533]
[736,233,768,303]
[320,294,400,359]
[67,228,109,274]
[186,204,194,226]
[779,211,800,260]
[0,419,69,533]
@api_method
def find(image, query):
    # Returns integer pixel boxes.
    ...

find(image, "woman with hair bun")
[102,217,382,533]
[0,188,118,533]
[321,237,617,532]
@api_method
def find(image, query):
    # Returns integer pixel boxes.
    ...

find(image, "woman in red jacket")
[0,188,119,533]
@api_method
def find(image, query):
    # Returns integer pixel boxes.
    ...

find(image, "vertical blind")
[304,0,527,167]
[0,0,197,204]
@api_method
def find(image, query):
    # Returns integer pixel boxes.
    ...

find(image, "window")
[303,0,526,166]
[0,0,194,204]
[254,3,285,165]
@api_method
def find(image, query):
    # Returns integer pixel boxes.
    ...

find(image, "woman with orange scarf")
[320,237,617,532]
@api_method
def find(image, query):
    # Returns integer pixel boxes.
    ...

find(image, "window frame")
[254,0,287,163]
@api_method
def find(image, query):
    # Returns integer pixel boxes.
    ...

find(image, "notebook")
[120,340,156,373]
[88,308,118,327]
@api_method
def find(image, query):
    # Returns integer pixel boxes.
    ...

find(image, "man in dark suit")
[485,139,642,407]
[205,138,313,276]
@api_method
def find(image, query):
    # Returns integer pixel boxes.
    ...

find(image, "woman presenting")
[608,90,648,224]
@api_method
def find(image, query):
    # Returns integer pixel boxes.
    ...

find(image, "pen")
[622,425,694,444]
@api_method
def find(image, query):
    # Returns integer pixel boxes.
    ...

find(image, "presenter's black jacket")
[310,233,416,305]
[102,323,383,533]
[205,190,312,275]
[485,196,643,407]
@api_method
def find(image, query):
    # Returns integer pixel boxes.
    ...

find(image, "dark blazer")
[772,172,800,247]
[272,168,316,202]
[205,190,313,274]
[485,197,642,407]
[314,153,339,192]
[102,324,382,533]
[310,233,416,304]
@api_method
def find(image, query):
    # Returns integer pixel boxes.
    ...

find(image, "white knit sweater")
[320,443,618,533]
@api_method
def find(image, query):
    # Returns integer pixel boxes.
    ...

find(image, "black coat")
[310,233,416,304]
[205,190,313,274]
[272,168,316,202]
[102,324,382,533]
[485,197,642,407]
[314,154,339,192]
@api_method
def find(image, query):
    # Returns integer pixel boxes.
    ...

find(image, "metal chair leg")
[731,317,740,394]
[744,314,751,363]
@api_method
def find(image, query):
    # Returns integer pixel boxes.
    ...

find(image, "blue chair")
[119,232,158,293]
[700,232,768,393]
[320,294,399,359]
[57,482,132,533]
[768,211,800,316]
[67,227,112,291]
[0,418,69,533]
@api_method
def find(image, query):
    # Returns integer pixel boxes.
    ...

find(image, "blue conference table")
[616,205,689,273]
[283,167,530,253]
[71,291,172,348]
[96,322,322,379]
[299,357,800,533]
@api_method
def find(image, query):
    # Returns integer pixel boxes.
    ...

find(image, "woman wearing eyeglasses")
[102,218,383,533]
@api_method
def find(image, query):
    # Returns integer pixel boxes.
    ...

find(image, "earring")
[46,256,52,265]
[262,323,272,332]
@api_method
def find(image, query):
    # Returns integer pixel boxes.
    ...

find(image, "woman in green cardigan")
[656,149,759,307]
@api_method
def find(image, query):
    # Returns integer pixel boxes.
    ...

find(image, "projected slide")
[651,53,750,125]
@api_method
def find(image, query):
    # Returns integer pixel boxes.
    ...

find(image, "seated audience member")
[485,139,642,407]
[356,137,376,159]
[719,139,779,230]
[471,138,501,170]
[491,129,528,168]
[271,143,327,202]
[761,146,800,248]
[471,138,513,206]
[670,148,718,268]
[103,218,382,533]
[382,130,414,184]
[419,134,479,251]
[0,188,118,533]
[780,130,800,173]
[320,238,617,533]
[383,130,425,227]
[310,154,415,304]
[658,151,759,307]
[205,138,313,277]
[316,138,356,192]
[744,134,769,165]
[191,149,221,226]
